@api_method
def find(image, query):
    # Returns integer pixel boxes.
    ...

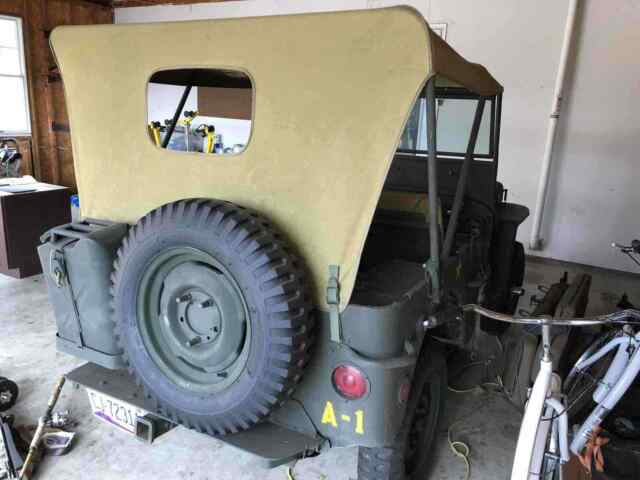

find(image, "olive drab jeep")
[40,7,528,479]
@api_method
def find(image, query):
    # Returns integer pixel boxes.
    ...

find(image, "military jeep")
[41,7,528,479]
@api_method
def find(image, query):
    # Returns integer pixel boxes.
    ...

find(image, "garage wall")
[2,0,114,189]
[116,0,640,273]
[147,83,197,123]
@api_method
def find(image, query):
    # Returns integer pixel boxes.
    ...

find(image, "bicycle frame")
[461,305,640,479]
[570,331,640,456]
[511,324,554,479]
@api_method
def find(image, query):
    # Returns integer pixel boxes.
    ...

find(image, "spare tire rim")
[137,247,251,394]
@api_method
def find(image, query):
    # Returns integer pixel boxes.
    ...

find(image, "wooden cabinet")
[0,183,70,278]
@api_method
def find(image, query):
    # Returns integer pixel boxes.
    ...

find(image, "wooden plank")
[60,163,77,191]
[55,135,76,189]
[0,1,24,16]
[46,0,73,27]
[51,82,69,124]
[71,2,96,24]
[51,123,70,133]
[83,0,113,6]
[56,133,77,190]
[115,0,239,6]
[32,0,61,184]
[96,5,115,22]
[198,87,252,121]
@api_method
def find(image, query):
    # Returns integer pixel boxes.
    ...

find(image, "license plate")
[87,389,148,435]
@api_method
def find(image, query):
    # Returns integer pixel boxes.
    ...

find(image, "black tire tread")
[357,341,446,480]
[111,199,313,436]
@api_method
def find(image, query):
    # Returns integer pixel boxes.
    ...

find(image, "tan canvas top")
[51,6,501,311]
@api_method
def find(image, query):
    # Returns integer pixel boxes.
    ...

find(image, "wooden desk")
[0,181,70,278]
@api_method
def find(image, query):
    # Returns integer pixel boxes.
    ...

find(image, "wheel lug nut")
[176,293,192,304]
[186,336,202,347]
[199,299,215,309]
[217,372,228,378]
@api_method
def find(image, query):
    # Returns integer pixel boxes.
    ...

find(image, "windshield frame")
[396,86,500,161]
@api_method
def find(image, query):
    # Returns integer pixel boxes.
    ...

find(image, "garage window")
[0,15,31,135]
[147,68,253,155]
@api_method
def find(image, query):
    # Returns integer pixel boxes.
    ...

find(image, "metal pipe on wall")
[529,0,580,250]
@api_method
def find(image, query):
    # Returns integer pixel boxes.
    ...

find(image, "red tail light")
[332,364,368,399]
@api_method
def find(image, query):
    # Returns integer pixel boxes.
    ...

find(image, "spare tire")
[112,199,313,435]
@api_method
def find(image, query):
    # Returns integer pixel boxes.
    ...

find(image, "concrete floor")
[2,257,639,479]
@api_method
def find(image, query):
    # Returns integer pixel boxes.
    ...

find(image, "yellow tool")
[19,376,66,479]
[148,121,163,148]
[196,124,216,154]
[180,110,198,152]
[205,126,215,154]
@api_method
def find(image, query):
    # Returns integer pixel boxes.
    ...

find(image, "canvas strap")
[327,265,342,343]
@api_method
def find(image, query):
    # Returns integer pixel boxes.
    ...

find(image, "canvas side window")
[147,68,253,155]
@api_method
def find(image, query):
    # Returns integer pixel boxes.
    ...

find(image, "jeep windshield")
[398,86,501,161]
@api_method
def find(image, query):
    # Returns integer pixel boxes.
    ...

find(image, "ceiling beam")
[113,0,241,7]
[82,0,114,6]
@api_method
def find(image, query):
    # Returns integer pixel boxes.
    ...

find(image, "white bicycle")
[463,240,640,479]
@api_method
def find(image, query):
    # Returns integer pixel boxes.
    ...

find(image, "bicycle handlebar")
[462,304,640,327]
[612,240,640,254]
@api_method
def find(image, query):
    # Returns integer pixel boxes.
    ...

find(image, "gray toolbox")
[38,220,128,369]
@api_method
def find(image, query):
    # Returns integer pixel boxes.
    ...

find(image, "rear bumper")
[66,363,324,469]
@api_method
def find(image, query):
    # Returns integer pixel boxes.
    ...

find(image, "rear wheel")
[358,341,446,479]
[112,199,313,435]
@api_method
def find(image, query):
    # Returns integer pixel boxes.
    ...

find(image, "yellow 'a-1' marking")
[321,401,364,435]
[321,400,338,427]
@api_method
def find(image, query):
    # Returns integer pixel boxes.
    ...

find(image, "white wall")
[538,1,640,273]
[147,83,197,123]
[117,0,640,273]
